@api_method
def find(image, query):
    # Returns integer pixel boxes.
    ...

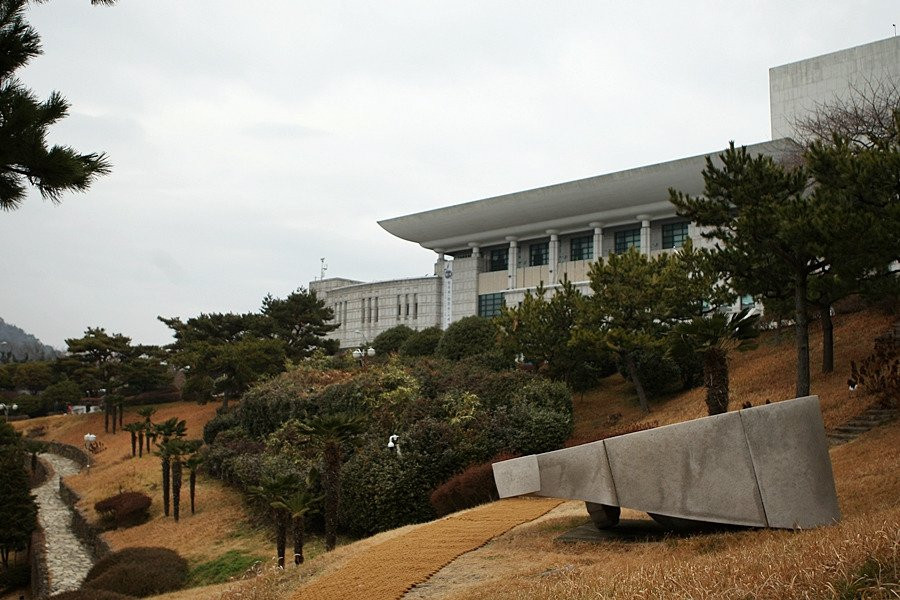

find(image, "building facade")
[313,36,899,349]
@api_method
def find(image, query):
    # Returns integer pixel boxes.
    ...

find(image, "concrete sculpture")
[492,396,841,530]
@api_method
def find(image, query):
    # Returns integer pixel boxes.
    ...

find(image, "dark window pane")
[529,242,549,266]
[478,293,505,318]
[662,222,689,249]
[570,235,593,261]
[488,248,508,272]
[614,228,641,254]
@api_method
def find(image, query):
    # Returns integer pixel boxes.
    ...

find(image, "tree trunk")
[276,512,287,568]
[104,401,110,433]
[111,405,116,434]
[130,431,136,457]
[138,430,143,458]
[119,405,124,428]
[190,470,196,514]
[623,352,650,414]
[794,275,811,397]
[221,395,229,411]
[162,456,171,517]
[324,443,341,551]
[293,515,305,564]
[704,349,730,415]
[821,304,834,374]
[172,459,182,522]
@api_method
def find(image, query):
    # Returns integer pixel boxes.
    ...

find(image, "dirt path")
[34,453,95,596]
[290,498,561,600]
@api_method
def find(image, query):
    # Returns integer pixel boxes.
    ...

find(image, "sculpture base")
[557,519,744,544]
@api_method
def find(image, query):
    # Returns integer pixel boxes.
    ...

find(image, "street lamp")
[352,346,375,364]
[0,403,18,422]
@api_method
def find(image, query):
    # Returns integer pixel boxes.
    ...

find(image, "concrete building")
[313,36,899,349]
[770,36,900,140]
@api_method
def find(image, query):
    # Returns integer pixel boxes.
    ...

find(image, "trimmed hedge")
[94,491,151,529]
[435,316,497,361]
[430,452,517,517]
[372,324,415,355]
[82,547,188,598]
[399,326,443,357]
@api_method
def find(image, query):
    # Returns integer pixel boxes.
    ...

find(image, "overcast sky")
[2,1,897,349]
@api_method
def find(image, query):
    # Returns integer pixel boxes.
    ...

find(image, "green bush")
[188,550,264,586]
[617,348,682,397]
[399,326,443,357]
[436,316,497,361]
[340,443,434,537]
[0,563,29,592]
[372,324,415,355]
[182,374,214,403]
[517,378,572,414]
[82,547,188,597]
[202,411,239,444]
[506,402,573,455]
[41,379,82,413]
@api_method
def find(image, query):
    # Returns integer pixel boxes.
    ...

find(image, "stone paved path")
[291,497,562,600]
[34,453,95,596]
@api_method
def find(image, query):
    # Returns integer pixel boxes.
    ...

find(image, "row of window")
[334,294,420,327]
[484,223,689,271]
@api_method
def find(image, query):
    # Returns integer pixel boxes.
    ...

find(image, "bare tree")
[793,77,900,147]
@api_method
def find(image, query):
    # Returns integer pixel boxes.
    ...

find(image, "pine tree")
[0,0,112,211]
[0,422,37,573]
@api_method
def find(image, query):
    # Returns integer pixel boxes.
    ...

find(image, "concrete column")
[636,214,651,256]
[468,243,481,296]
[589,221,604,261]
[547,230,558,284]
[506,237,518,289]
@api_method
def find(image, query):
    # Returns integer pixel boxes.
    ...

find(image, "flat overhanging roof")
[378,139,800,251]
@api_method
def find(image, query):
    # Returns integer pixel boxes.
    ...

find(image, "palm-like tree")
[301,413,366,551]
[137,407,157,454]
[122,422,143,457]
[248,474,300,568]
[185,451,205,515]
[153,418,187,517]
[167,439,202,522]
[274,488,321,565]
[668,307,760,415]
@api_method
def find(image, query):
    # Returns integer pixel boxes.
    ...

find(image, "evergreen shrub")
[372,324,415,355]
[399,326,443,356]
[435,316,497,360]
[82,547,188,598]
[429,452,517,517]
[94,491,151,529]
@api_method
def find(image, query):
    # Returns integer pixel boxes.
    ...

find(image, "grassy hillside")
[17,401,272,569]
[18,306,898,599]
[149,306,898,600]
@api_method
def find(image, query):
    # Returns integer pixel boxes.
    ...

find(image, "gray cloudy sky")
[2,1,897,348]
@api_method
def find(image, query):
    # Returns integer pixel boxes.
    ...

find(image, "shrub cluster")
[207,356,574,540]
[372,324,414,355]
[81,547,188,598]
[429,452,517,517]
[94,491,151,529]
[399,326,443,356]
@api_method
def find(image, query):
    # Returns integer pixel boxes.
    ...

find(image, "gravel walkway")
[34,453,95,596]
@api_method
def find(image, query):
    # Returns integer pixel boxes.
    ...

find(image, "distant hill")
[0,318,60,361]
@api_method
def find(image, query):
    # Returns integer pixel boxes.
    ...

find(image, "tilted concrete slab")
[604,411,768,527]
[741,396,841,528]
[492,454,540,498]
[492,396,841,530]
[534,441,618,506]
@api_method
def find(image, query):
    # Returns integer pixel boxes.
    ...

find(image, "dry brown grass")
[16,401,270,564]
[573,308,896,436]
[418,422,900,600]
